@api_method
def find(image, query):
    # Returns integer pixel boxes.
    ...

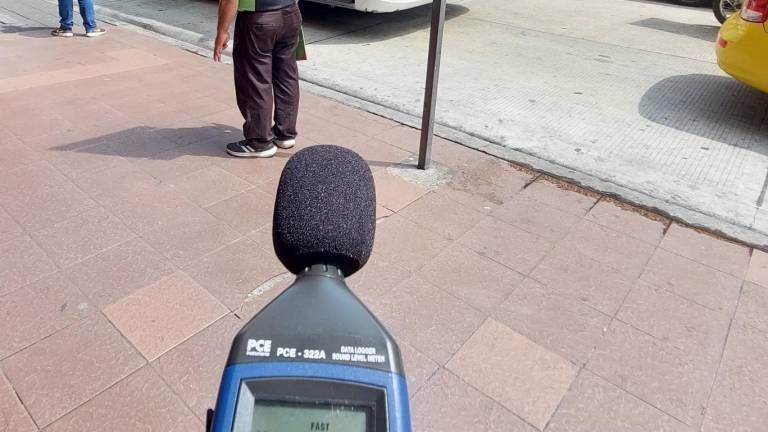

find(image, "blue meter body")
[208,265,411,432]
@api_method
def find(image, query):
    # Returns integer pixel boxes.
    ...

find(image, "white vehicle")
[304,0,432,13]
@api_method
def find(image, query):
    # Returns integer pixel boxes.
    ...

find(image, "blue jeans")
[58,0,96,32]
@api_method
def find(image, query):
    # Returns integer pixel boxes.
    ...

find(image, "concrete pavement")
[4,0,766,247]
[2,14,768,432]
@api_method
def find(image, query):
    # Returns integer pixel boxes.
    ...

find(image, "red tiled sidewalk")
[0,23,767,432]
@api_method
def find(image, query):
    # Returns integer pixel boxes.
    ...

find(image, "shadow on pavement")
[630,17,719,42]
[50,124,235,159]
[624,0,710,10]
[301,2,469,44]
[48,124,406,169]
[0,25,54,38]
[640,74,768,151]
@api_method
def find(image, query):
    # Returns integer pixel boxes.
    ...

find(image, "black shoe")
[226,140,277,158]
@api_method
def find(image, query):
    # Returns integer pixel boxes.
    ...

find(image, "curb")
[93,4,768,250]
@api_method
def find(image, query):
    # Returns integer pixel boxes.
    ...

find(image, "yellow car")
[716,0,768,93]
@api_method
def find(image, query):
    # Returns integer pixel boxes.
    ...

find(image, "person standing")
[51,0,106,37]
[214,0,302,158]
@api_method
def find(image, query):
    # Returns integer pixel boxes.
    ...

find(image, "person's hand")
[214,30,230,62]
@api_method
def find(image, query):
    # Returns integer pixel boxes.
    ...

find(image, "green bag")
[296,26,307,61]
[237,0,307,61]
[238,0,256,11]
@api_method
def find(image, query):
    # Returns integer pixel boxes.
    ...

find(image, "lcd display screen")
[249,402,368,432]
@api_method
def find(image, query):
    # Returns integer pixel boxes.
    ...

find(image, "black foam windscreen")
[273,145,376,276]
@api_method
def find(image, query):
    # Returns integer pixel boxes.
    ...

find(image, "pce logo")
[246,339,272,357]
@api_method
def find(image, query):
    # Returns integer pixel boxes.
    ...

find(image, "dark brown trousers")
[233,5,301,143]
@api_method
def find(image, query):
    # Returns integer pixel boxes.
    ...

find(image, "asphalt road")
[3,0,768,246]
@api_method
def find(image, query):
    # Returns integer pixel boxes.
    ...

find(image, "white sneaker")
[273,138,296,149]
[51,27,74,37]
[86,27,106,37]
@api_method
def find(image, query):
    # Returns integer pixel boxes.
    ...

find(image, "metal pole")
[417,0,447,170]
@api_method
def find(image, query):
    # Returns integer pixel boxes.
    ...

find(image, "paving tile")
[660,224,750,278]
[44,367,201,432]
[129,147,214,182]
[178,96,231,120]
[31,207,136,268]
[204,188,275,235]
[183,237,285,311]
[398,343,439,396]
[345,252,415,305]
[464,157,532,192]
[735,282,768,334]
[199,108,242,129]
[492,196,581,242]
[411,370,536,432]
[299,113,372,149]
[216,151,290,185]
[373,124,421,153]
[447,319,578,429]
[70,157,159,199]
[399,192,483,240]
[0,206,23,244]
[0,236,58,297]
[420,244,524,314]
[556,219,656,278]
[0,372,37,432]
[0,140,37,173]
[547,370,693,432]
[153,315,242,422]
[178,134,243,164]
[373,214,450,276]
[141,210,240,267]
[4,112,73,142]
[102,184,203,236]
[519,179,598,216]
[701,321,768,432]
[436,171,517,213]
[746,249,768,288]
[22,127,108,152]
[58,103,138,137]
[152,118,224,147]
[372,276,485,365]
[234,273,294,320]
[104,272,228,360]
[0,162,95,232]
[1,314,144,427]
[530,247,636,316]
[587,320,718,426]
[494,278,610,365]
[305,94,399,137]
[164,165,252,208]
[107,127,186,159]
[374,171,428,212]
[246,222,275,251]
[42,141,126,180]
[430,140,487,172]
[64,238,175,309]
[641,248,742,314]
[586,200,666,244]
[346,137,411,172]
[617,280,730,358]
[461,217,553,275]
[0,273,92,359]
[376,205,393,219]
